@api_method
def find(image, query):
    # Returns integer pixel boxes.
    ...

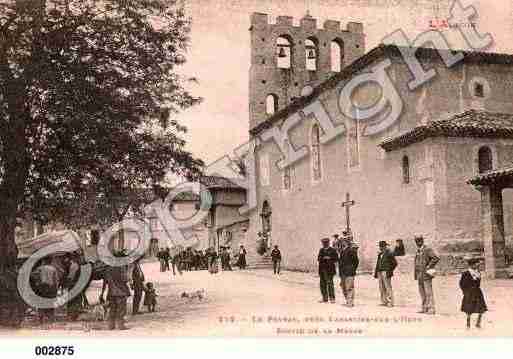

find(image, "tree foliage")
[0,0,203,267]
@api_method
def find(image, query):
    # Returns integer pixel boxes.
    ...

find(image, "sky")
[175,0,513,165]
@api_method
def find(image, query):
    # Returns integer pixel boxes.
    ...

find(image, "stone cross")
[341,192,355,234]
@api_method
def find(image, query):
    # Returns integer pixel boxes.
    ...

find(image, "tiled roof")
[467,165,513,186]
[379,110,513,152]
[250,44,513,136]
[199,176,244,190]
[173,192,200,201]
[153,176,244,203]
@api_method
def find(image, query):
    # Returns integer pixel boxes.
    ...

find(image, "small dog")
[181,289,206,301]
[92,303,108,321]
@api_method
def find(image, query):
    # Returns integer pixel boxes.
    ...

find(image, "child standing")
[459,258,488,329]
[143,282,158,313]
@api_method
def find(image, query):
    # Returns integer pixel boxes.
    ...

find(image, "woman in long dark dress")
[238,245,247,270]
[459,258,487,329]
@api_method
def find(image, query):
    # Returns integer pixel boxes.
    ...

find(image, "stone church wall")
[247,29,513,273]
[434,138,513,247]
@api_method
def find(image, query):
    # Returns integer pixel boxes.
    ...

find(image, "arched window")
[282,139,292,190]
[311,124,322,181]
[478,146,493,173]
[474,82,484,98]
[276,36,292,69]
[330,39,344,72]
[265,94,278,115]
[402,155,410,184]
[305,37,318,71]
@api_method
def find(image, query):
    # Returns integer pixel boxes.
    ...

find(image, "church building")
[241,12,513,275]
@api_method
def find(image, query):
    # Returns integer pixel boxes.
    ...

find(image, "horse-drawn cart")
[0,230,106,327]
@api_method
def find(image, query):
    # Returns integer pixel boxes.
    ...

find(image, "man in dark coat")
[195,250,202,271]
[101,251,131,330]
[63,253,82,321]
[374,241,398,307]
[35,257,59,324]
[414,236,440,315]
[157,249,165,272]
[131,256,145,315]
[338,238,359,307]
[317,237,339,303]
[221,247,232,271]
[270,245,282,275]
[172,251,182,275]
[164,248,171,271]
[238,245,247,270]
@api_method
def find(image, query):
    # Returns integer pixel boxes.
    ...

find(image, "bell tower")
[248,12,365,131]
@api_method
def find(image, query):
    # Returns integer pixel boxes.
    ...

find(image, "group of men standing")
[317,231,359,305]
[317,233,440,314]
[374,235,439,314]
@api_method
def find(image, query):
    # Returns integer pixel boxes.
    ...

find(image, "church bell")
[307,48,316,59]
[277,46,287,58]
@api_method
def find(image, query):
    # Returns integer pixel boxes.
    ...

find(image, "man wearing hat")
[101,250,132,330]
[338,237,359,307]
[374,241,397,307]
[414,236,440,314]
[270,245,282,275]
[317,237,339,303]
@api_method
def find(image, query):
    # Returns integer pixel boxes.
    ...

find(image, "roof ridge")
[250,45,513,136]
[380,109,513,152]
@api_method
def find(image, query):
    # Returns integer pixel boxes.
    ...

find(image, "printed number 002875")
[34,346,75,356]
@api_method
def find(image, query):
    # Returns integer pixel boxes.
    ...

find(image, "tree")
[33,128,203,243]
[0,0,203,269]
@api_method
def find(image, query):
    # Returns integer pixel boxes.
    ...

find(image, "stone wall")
[249,12,365,130]
[433,138,513,247]
[247,50,513,273]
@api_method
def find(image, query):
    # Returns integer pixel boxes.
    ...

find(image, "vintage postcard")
[1,0,513,350]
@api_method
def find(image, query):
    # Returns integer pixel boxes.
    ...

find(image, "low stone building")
[199,176,249,253]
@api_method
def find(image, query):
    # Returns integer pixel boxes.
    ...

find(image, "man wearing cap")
[338,238,359,307]
[414,236,440,314]
[374,241,397,307]
[317,237,339,303]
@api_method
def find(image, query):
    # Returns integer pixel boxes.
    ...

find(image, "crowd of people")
[24,242,252,330]
[156,245,249,275]
[317,232,488,329]
[25,233,489,331]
